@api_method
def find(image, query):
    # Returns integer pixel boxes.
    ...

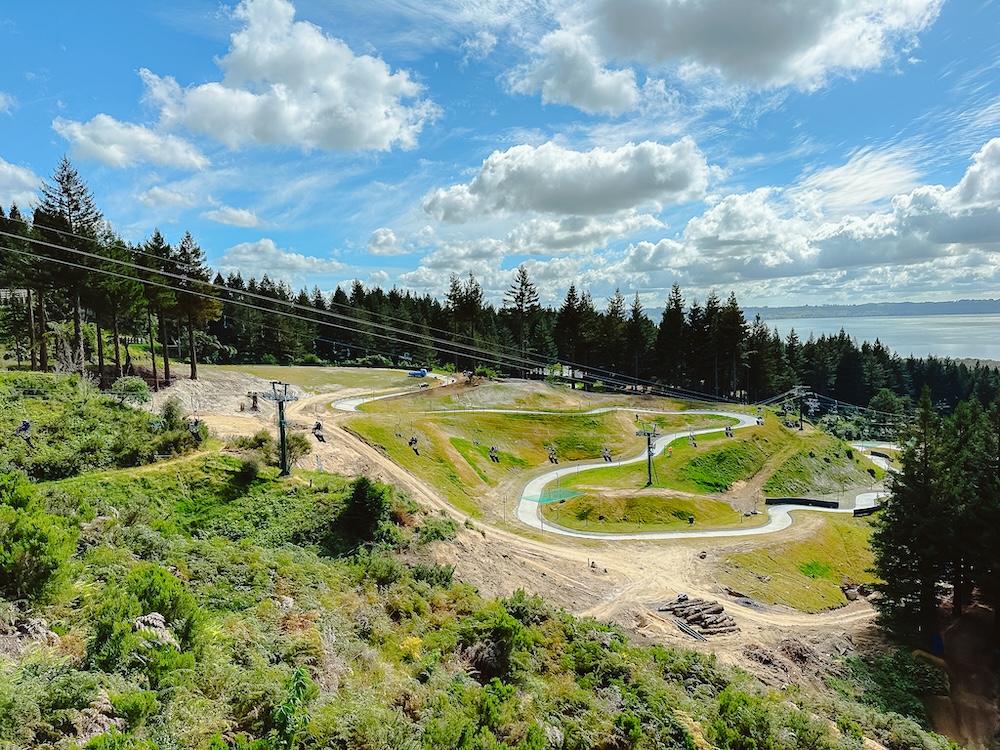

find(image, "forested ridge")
[4,159,1000,413]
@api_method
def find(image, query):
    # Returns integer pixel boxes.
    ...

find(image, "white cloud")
[202,205,265,227]
[0,92,13,115]
[461,31,497,65]
[792,146,924,218]
[52,114,209,169]
[589,0,943,91]
[137,186,198,208]
[0,157,40,208]
[424,138,710,222]
[215,238,344,284]
[142,0,438,151]
[367,227,409,256]
[509,28,639,114]
[367,269,391,287]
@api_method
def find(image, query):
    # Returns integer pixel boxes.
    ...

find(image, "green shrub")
[411,562,455,588]
[417,515,459,544]
[236,458,261,486]
[0,505,76,601]
[109,377,150,406]
[710,688,776,750]
[340,476,391,542]
[87,564,203,683]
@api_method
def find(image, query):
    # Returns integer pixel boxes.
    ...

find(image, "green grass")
[763,439,884,496]
[358,378,727,415]
[347,409,728,516]
[539,492,767,533]
[718,514,878,612]
[204,364,420,393]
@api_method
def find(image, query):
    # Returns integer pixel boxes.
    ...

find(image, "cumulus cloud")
[591,0,942,90]
[53,115,209,169]
[515,0,942,113]
[0,157,41,208]
[509,28,639,114]
[424,138,709,222]
[202,205,265,227]
[600,138,1000,297]
[367,227,409,256]
[137,186,199,208]
[141,0,437,151]
[215,238,344,284]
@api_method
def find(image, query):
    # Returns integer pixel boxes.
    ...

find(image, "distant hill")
[744,299,1000,320]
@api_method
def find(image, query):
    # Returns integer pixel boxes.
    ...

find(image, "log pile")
[658,595,740,636]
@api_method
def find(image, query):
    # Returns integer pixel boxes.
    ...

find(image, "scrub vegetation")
[0,373,955,749]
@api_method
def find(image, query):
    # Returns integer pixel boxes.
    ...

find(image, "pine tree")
[173,232,221,379]
[33,157,104,374]
[554,284,581,364]
[654,283,685,387]
[503,265,540,374]
[871,387,947,644]
[140,230,177,388]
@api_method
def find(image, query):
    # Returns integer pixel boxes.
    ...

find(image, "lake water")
[759,314,1000,362]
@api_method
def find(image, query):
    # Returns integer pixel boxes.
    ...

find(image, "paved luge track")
[333,392,886,542]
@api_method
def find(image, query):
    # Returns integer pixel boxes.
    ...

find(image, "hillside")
[0,370,966,749]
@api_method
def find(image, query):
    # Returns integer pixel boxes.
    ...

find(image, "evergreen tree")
[554,284,581,364]
[871,387,947,644]
[625,293,655,383]
[654,283,686,387]
[140,230,177,386]
[33,157,103,374]
[173,232,221,379]
[503,265,540,374]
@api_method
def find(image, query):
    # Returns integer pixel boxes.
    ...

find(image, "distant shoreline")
[745,299,1000,320]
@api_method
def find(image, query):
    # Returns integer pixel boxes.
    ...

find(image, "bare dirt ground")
[157,370,997,747]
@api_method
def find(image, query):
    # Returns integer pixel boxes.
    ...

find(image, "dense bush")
[0,375,200,480]
[0,507,75,601]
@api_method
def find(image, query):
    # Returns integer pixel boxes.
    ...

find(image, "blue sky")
[2,0,1000,309]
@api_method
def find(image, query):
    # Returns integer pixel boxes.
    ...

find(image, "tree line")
[3,158,1000,412]
[872,387,1000,646]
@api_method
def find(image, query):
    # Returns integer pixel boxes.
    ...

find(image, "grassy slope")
[558,419,881,497]
[0,375,953,749]
[540,492,769,533]
[203,364,419,393]
[347,407,730,516]
[718,514,879,612]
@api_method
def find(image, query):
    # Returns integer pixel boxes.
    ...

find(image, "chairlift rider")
[311,421,326,443]
[15,420,34,449]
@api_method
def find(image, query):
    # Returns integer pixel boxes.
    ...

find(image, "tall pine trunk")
[73,290,85,375]
[27,289,37,371]
[147,308,159,392]
[159,309,171,382]
[96,316,107,389]
[112,311,122,378]
[187,312,198,380]
[38,294,48,371]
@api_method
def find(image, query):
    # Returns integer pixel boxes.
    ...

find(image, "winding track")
[332,392,888,542]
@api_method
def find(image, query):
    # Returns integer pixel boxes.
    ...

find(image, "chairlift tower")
[635,422,659,487]
[791,385,808,431]
[263,381,298,476]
